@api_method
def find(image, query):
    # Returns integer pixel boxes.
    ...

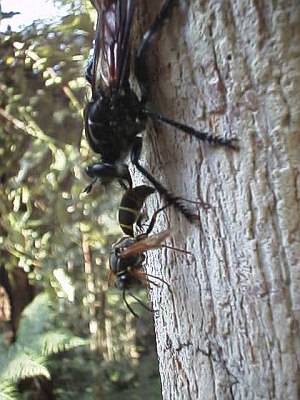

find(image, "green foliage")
[0,380,18,400]
[0,0,118,295]
[16,293,87,355]
[2,353,50,382]
[0,293,86,394]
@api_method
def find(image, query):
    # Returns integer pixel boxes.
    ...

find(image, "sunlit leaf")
[13,42,24,50]
[5,57,15,66]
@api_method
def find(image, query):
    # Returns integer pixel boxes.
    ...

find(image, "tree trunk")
[135,0,300,399]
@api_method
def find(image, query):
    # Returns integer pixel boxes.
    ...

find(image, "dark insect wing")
[107,269,116,287]
[120,229,171,259]
[114,0,136,94]
[127,268,148,285]
[90,0,136,97]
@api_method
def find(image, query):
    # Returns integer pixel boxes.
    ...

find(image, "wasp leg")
[85,56,93,85]
[83,177,98,194]
[118,179,131,191]
[143,109,239,149]
[146,204,169,236]
[135,0,175,102]
[131,137,199,223]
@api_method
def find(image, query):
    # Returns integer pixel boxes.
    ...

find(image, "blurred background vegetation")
[0,0,160,398]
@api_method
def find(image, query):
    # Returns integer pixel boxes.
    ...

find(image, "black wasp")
[84,0,238,222]
[109,205,170,317]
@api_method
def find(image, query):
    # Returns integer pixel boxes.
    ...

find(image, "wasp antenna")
[128,292,153,312]
[162,244,195,257]
[143,277,160,289]
[123,290,139,318]
[145,273,170,289]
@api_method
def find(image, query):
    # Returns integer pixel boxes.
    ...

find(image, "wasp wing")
[120,229,171,259]
[90,0,136,97]
[128,268,149,286]
[107,270,116,287]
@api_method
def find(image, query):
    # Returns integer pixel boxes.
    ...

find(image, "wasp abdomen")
[118,185,155,236]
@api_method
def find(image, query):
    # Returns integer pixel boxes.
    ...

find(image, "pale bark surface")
[133,0,300,399]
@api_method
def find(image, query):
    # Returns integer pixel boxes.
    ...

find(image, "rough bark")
[134,0,300,399]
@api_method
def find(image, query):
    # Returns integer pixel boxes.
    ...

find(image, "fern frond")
[0,292,87,387]
[0,393,15,400]
[0,380,18,400]
[38,331,87,356]
[2,352,50,381]
[17,293,53,344]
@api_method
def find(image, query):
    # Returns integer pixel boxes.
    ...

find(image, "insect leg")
[83,177,98,194]
[135,0,175,102]
[85,55,93,85]
[143,109,239,149]
[131,137,199,223]
[118,179,131,191]
[146,204,169,236]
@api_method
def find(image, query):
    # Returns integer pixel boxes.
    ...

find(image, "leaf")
[39,331,87,356]
[0,380,18,400]
[17,293,52,344]
[3,353,50,381]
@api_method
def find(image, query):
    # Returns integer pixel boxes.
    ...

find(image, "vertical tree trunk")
[135,0,300,399]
